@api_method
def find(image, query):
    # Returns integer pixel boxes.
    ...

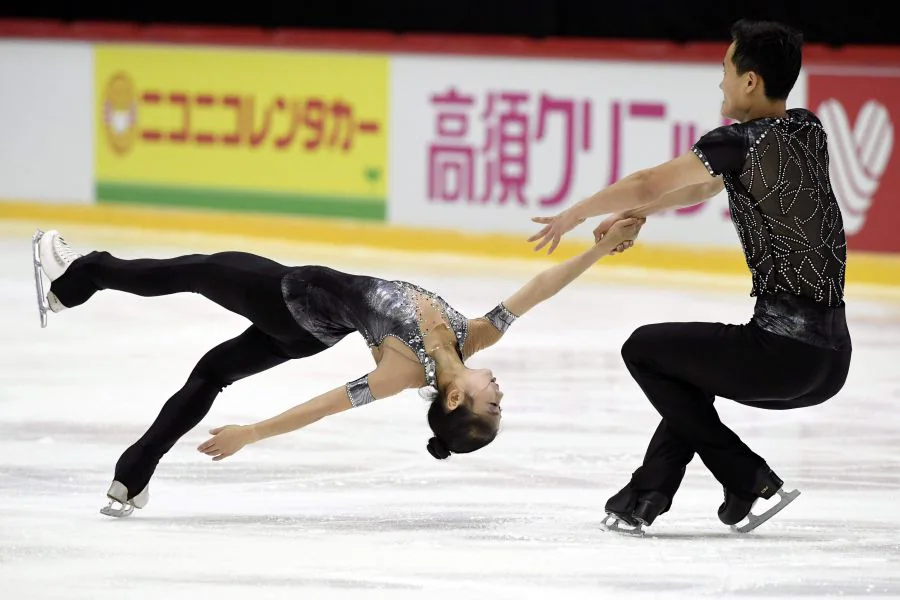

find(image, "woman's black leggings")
[51,250,329,497]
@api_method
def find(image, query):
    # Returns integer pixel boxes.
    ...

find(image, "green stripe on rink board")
[96,182,386,221]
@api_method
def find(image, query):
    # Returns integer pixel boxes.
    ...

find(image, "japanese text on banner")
[425,86,730,215]
[95,45,389,218]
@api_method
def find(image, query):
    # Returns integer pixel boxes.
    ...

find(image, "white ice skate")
[730,488,801,534]
[100,480,149,518]
[32,229,83,328]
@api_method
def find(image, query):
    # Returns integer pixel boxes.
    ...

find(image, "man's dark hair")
[730,19,803,100]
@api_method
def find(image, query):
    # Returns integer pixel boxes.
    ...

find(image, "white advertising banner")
[0,41,95,204]
[389,55,807,247]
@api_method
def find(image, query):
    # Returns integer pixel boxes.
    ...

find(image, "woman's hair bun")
[427,436,451,460]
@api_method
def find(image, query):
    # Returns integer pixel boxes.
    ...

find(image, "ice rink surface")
[1,221,899,599]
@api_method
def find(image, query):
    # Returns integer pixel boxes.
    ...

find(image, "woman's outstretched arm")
[197,362,415,460]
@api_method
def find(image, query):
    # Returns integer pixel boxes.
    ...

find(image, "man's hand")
[593,213,643,255]
[528,209,585,255]
[600,217,645,255]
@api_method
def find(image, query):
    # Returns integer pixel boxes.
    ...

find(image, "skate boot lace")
[55,237,82,264]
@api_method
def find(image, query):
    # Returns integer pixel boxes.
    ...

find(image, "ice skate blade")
[32,229,49,328]
[100,498,135,518]
[601,514,645,537]
[731,488,800,533]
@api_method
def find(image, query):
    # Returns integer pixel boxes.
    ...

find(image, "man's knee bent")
[621,324,665,367]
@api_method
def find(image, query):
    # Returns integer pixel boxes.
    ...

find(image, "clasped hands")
[528,208,645,255]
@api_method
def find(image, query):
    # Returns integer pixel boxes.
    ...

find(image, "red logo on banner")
[809,72,899,253]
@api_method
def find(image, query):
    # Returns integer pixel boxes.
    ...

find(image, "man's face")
[719,42,749,121]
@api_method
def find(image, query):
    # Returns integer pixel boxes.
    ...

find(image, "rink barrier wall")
[0,39,94,204]
[387,55,785,249]
[1,20,899,286]
[3,19,900,65]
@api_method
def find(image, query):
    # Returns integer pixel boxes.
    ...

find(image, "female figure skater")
[33,218,643,517]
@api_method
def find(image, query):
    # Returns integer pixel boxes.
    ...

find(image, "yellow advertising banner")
[95,44,388,219]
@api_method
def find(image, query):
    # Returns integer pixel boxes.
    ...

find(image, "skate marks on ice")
[4,490,899,599]
[2,232,900,598]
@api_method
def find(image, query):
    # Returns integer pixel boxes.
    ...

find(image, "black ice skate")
[32,229,83,328]
[601,488,669,537]
[100,480,150,518]
[720,466,800,533]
